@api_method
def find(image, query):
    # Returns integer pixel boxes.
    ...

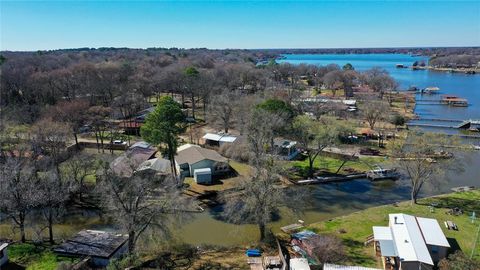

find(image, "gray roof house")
[54,230,128,267]
[372,213,450,270]
[175,144,230,183]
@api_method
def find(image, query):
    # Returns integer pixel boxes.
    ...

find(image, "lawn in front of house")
[286,155,386,179]
[183,160,252,194]
[7,243,77,270]
[304,190,480,268]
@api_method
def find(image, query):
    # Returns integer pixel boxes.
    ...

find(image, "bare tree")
[0,156,39,242]
[98,165,189,255]
[222,161,284,241]
[31,118,71,171]
[390,131,463,205]
[37,169,72,244]
[208,90,238,133]
[62,153,96,201]
[292,115,352,177]
[86,106,113,153]
[360,100,389,130]
[362,68,398,99]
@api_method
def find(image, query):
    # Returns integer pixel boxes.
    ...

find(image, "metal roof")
[372,226,393,240]
[202,133,238,143]
[416,217,450,247]
[290,258,311,270]
[0,243,8,251]
[53,230,128,259]
[389,214,433,265]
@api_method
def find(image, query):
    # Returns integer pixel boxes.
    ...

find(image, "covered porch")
[373,226,399,270]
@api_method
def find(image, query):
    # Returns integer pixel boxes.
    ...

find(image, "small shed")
[54,230,128,267]
[0,242,9,267]
[194,168,212,184]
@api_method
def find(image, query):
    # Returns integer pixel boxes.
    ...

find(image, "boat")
[366,166,400,181]
[396,64,406,68]
[421,87,440,94]
[451,186,475,192]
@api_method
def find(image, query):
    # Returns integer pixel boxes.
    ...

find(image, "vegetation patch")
[307,190,480,267]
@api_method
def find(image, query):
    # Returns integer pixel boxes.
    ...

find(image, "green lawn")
[304,190,480,268]
[183,160,252,194]
[7,243,77,270]
[287,156,386,179]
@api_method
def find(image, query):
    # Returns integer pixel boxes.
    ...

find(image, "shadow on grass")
[420,196,480,214]
[447,237,462,254]
[3,262,25,270]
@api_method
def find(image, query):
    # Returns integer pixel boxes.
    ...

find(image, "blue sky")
[1,1,479,51]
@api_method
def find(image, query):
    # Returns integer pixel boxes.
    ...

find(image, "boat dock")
[296,173,367,185]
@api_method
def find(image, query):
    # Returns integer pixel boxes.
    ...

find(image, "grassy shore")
[304,190,480,268]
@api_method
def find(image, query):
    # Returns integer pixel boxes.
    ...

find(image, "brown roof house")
[175,144,230,184]
[54,230,128,267]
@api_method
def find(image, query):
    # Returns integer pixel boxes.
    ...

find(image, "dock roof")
[53,230,128,259]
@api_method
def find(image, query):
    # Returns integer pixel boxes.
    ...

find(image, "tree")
[390,131,462,205]
[44,100,89,149]
[438,251,480,270]
[342,63,354,70]
[98,166,188,255]
[308,234,346,264]
[141,96,185,178]
[223,161,283,241]
[61,153,96,201]
[390,114,405,129]
[363,68,398,99]
[31,118,71,171]
[208,90,238,133]
[86,106,112,153]
[292,115,351,177]
[0,156,39,242]
[256,98,294,120]
[37,169,72,244]
[360,100,389,130]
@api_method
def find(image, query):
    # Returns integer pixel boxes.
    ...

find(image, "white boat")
[366,166,400,181]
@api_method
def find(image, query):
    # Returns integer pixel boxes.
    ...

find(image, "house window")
[431,245,439,254]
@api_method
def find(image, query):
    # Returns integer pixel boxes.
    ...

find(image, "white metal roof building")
[202,133,238,146]
[372,213,450,269]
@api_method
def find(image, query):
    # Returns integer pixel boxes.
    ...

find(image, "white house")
[0,242,9,268]
[372,213,450,270]
[54,230,128,267]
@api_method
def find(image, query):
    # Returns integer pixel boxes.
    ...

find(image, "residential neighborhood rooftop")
[176,144,228,165]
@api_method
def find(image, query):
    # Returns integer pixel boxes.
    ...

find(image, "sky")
[1,1,479,51]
